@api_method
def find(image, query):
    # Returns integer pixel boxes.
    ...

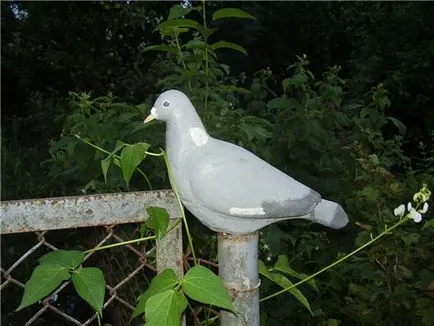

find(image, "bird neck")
[165,111,208,166]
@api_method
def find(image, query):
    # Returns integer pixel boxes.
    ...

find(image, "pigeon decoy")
[144,90,348,233]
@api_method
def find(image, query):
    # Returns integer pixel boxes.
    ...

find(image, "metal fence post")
[156,219,183,278]
[218,232,259,326]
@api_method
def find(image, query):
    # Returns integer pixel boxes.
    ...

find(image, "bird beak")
[144,107,157,124]
[144,114,155,124]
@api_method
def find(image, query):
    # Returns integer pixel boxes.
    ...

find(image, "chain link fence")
[1,190,183,326]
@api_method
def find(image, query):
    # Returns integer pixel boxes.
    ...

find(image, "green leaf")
[39,250,84,270]
[16,265,70,311]
[273,255,318,291]
[259,260,312,314]
[101,157,111,183]
[210,41,247,56]
[387,116,407,135]
[422,218,434,230]
[71,267,106,315]
[327,319,341,326]
[142,45,179,54]
[184,40,206,50]
[120,142,150,188]
[145,207,170,240]
[355,230,371,247]
[198,26,218,40]
[267,97,300,110]
[101,142,126,182]
[154,19,201,32]
[399,232,421,247]
[145,289,188,326]
[132,269,179,318]
[286,73,308,86]
[212,8,257,21]
[182,265,234,311]
[168,4,192,20]
[361,186,379,202]
[241,124,272,141]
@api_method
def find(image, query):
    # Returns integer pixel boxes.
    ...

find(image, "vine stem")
[84,236,156,254]
[260,216,409,302]
[202,0,209,122]
[173,31,193,92]
[162,150,198,265]
[74,134,159,189]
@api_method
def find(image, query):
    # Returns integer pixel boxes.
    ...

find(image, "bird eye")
[163,100,170,108]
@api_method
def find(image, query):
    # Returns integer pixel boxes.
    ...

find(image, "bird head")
[144,89,193,123]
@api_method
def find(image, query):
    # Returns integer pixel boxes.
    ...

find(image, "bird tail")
[303,200,349,229]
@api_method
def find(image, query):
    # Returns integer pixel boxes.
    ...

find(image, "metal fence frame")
[1,190,183,325]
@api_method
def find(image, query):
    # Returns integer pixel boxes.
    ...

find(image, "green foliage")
[71,268,106,316]
[38,250,84,269]
[120,142,151,188]
[133,268,179,318]
[182,265,234,312]
[16,264,71,311]
[16,250,106,317]
[259,260,313,314]
[145,206,170,240]
[142,1,273,159]
[256,56,434,325]
[133,266,234,325]
[145,289,188,326]
[48,92,163,194]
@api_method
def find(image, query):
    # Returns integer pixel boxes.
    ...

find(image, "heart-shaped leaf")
[145,207,170,240]
[16,264,70,311]
[72,267,106,315]
[39,250,84,270]
[182,265,234,311]
[145,289,188,326]
[120,142,150,188]
[133,268,179,318]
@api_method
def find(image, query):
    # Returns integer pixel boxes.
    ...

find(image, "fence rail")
[0,190,183,326]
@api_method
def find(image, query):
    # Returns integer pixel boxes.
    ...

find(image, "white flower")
[407,202,412,211]
[418,202,429,214]
[409,208,422,223]
[394,204,405,217]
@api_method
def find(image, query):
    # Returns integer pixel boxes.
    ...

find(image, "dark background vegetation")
[1,1,434,325]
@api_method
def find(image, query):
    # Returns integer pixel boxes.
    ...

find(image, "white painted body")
[147,90,349,233]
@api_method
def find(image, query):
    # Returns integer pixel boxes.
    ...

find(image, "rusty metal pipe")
[218,232,259,326]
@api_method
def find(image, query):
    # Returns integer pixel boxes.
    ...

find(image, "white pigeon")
[144,90,348,233]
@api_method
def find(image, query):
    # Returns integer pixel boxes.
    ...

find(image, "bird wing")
[186,138,320,219]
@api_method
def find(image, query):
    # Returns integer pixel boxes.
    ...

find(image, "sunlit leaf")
[71,267,106,315]
[212,8,257,21]
[210,41,247,56]
[154,19,201,32]
[182,265,234,311]
[133,268,179,318]
[101,157,111,183]
[168,4,192,20]
[142,45,179,54]
[16,265,70,311]
[387,116,407,135]
[145,206,170,240]
[120,142,150,188]
[39,250,84,270]
[145,289,188,326]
